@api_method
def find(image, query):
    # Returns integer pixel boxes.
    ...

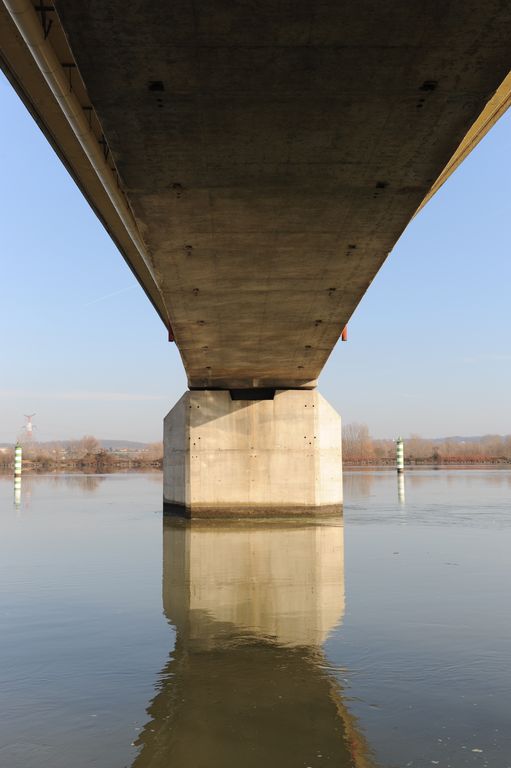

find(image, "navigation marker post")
[396,437,404,474]
[14,443,22,508]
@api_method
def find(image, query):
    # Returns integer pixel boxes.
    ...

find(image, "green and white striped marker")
[396,437,404,473]
[14,443,22,476]
[14,444,22,508]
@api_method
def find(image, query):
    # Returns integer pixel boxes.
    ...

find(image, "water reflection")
[46,474,106,493]
[343,470,374,499]
[397,472,405,505]
[132,518,374,768]
[13,474,21,509]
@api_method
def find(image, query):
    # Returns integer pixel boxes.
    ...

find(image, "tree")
[68,435,100,459]
[406,434,433,461]
[342,422,374,461]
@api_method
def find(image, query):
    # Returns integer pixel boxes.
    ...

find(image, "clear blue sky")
[1,72,510,443]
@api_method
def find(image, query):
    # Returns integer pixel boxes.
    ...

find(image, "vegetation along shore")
[2,425,511,471]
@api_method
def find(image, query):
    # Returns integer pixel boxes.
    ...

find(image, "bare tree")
[67,435,100,459]
[406,434,433,460]
[342,422,374,461]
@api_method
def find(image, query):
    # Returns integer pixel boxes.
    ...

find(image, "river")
[0,469,510,767]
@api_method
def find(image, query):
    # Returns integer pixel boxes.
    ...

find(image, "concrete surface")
[163,389,342,517]
[1,2,510,388]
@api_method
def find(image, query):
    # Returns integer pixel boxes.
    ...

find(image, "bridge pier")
[163,389,342,518]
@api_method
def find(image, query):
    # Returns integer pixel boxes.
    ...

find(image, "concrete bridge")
[1,1,510,516]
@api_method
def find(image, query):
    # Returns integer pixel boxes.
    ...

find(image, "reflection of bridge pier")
[131,519,375,768]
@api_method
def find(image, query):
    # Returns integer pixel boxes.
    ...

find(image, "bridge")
[1,1,510,516]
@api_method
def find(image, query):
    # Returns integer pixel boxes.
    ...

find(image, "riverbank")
[2,460,511,477]
[0,457,162,473]
[345,457,511,467]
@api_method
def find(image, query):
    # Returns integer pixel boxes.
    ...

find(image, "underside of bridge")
[1,1,509,515]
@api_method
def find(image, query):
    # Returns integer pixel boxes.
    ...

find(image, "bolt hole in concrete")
[148,80,164,91]
[420,79,438,91]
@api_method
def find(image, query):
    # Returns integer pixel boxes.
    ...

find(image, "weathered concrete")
[163,389,342,518]
[1,2,510,389]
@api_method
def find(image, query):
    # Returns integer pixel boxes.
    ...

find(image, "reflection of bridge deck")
[131,519,375,767]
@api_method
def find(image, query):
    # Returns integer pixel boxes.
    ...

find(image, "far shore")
[344,458,511,467]
[0,458,162,473]
[2,460,511,476]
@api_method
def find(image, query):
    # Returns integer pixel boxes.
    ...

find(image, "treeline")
[3,427,511,471]
[342,423,511,465]
[0,436,163,470]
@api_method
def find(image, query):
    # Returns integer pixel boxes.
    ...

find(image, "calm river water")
[0,469,510,767]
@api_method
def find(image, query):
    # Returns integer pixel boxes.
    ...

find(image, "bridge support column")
[163,389,342,518]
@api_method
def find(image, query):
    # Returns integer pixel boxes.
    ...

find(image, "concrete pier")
[163,389,342,518]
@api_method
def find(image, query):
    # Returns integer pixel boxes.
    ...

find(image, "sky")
[1,72,510,443]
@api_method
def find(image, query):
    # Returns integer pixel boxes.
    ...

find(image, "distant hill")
[0,439,151,450]
[1,435,508,450]
[430,435,511,444]
[98,440,150,450]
